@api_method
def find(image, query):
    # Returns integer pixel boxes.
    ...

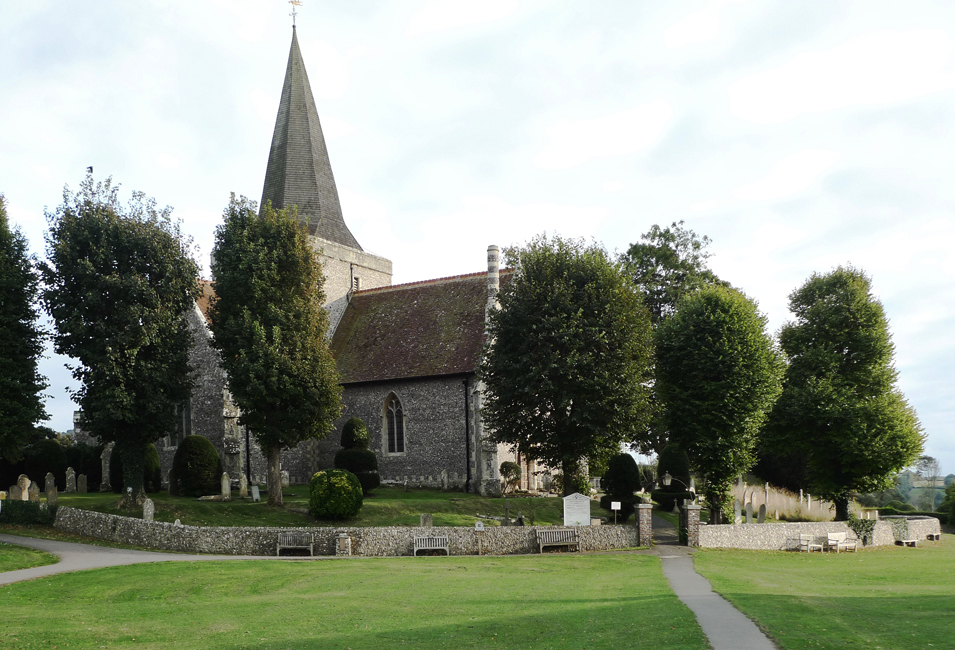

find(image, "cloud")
[534,100,674,170]
[728,29,955,124]
[735,149,841,202]
[406,0,520,37]
[663,0,746,49]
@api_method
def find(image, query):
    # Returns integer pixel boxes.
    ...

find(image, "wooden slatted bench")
[413,536,449,556]
[825,532,858,553]
[276,532,314,556]
[537,528,580,553]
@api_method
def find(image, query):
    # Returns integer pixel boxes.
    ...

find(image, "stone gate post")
[685,504,702,547]
[637,503,653,546]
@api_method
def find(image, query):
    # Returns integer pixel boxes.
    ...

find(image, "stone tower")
[261,26,392,334]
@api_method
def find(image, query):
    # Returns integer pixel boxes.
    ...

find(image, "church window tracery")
[385,394,405,454]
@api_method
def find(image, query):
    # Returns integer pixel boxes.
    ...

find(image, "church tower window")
[385,394,405,454]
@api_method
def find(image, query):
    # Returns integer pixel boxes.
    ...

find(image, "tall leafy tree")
[764,266,923,520]
[209,196,342,506]
[620,221,725,455]
[41,177,199,497]
[656,285,784,523]
[480,235,653,496]
[0,194,48,461]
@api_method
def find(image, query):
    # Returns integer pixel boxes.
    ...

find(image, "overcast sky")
[2,1,953,475]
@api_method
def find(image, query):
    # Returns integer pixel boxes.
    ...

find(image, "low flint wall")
[698,517,941,550]
[53,507,639,556]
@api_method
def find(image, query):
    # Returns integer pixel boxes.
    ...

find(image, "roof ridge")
[355,268,513,295]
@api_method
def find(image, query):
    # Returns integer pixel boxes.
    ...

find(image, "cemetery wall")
[53,506,638,556]
[698,518,942,550]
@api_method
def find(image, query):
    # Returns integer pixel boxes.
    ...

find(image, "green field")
[2,554,708,650]
[0,542,58,573]
[694,535,955,649]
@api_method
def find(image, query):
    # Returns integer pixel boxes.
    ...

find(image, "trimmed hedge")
[651,489,694,512]
[172,436,223,497]
[309,469,363,520]
[601,454,642,522]
[657,443,691,494]
[0,499,57,525]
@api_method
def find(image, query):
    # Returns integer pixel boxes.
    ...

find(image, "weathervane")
[289,0,302,27]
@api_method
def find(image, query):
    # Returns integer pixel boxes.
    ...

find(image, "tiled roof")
[260,26,361,250]
[330,271,510,384]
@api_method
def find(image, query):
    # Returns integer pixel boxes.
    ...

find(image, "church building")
[163,27,545,496]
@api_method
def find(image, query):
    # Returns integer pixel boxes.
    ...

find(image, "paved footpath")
[651,516,778,650]
[0,533,324,586]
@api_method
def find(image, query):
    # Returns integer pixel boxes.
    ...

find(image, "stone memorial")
[17,475,31,500]
[239,473,248,498]
[420,513,433,527]
[440,469,449,491]
[28,483,40,501]
[757,504,766,524]
[143,498,155,522]
[221,472,231,501]
[45,472,56,493]
[281,470,290,488]
[563,492,591,526]
[0,491,6,500]
[100,443,113,492]
[745,501,754,524]
[66,467,76,493]
[46,483,58,508]
[733,499,742,525]
[251,485,261,502]
[10,485,22,501]
[78,474,87,494]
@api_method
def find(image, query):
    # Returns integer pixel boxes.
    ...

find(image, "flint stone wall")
[54,506,638,556]
[698,518,942,550]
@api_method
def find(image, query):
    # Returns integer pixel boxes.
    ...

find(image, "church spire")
[260,26,362,250]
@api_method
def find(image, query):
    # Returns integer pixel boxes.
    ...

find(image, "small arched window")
[385,394,405,454]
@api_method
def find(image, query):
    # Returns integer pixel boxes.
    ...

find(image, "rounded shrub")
[657,443,691,493]
[309,469,363,520]
[600,453,642,522]
[334,447,380,495]
[144,443,162,493]
[340,417,370,450]
[172,435,223,497]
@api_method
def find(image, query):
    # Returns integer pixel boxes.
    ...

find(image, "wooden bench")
[537,528,580,553]
[276,532,314,556]
[825,532,858,553]
[797,533,823,552]
[413,536,449,556]
[895,539,918,548]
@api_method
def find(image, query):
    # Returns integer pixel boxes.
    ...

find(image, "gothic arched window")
[385,393,405,454]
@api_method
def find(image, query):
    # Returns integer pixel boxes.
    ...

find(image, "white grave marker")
[563,493,591,526]
[251,485,261,502]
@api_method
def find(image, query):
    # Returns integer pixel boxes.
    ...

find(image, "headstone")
[17,475,31,500]
[45,472,56,493]
[745,501,754,524]
[10,485,22,501]
[807,494,812,511]
[440,469,449,491]
[799,489,803,505]
[251,485,261,502]
[562,493,591,526]
[281,470,290,488]
[733,499,742,525]
[516,511,525,526]
[142,498,155,521]
[737,475,743,488]
[46,483,58,508]
[221,472,231,501]
[174,518,181,526]
[774,509,779,520]
[0,491,6,500]
[239,473,248,498]
[65,467,76,493]
[758,504,766,524]
[28,482,41,501]
[420,513,433,527]
[78,474,87,494]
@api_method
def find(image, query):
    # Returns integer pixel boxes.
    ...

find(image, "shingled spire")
[261,26,362,250]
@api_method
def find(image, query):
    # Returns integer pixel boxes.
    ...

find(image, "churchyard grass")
[52,486,598,528]
[0,541,58,572]
[2,554,709,650]
[694,534,955,649]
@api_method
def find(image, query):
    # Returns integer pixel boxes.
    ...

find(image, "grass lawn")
[2,554,708,650]
[54,486,608,528]
[695,534,955,649]
[0,542,58,573]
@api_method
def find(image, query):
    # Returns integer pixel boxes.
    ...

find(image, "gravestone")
[0,491,6,500]
[221,473,231,501]
[65,467,76,493]
[440,469,449,491]
[757,504,766,524]
[563,493,591,526]
[28,482,41,501]
[799,489,803,505]
[78,474,87,494]
[733,499,742,525]
[251,485,261,502]
[420,513,433,527]
[100,443,113,492]
[807,494,812,511]
[239,473,248,498]
[142,498,155,522]
[46,483,58,508]
[17,475,31,500]
[745,501,754,524]
[281,470,290,488]
[45,472,56,493]
[10,485,22,501]
[774,509,779,520]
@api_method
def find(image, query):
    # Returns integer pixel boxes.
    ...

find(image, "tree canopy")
[40,176,199,495]
[0,194,48,462]
[764,266,923,520]
[209,196,342,506]
[479,234,653,496]
[656,285,784,523]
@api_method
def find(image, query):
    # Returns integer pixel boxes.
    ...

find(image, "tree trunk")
[267,445,283,506]
[117,438,147,504]
[562,458,578,497]
[834,495,850,521]
[708,490,724,525]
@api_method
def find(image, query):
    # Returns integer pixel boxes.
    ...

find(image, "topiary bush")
[172,435,223,497]
[334,447,380,495]
[309,469,363,520]
[500,461,521,495]
[651,489,695,512]
[340,417,370,450]
[656,443,691,494]
[144,443,162,493]
[600,454,643,522]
